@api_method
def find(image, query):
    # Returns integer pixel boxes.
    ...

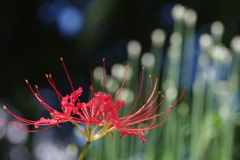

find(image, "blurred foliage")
[86,3,240,160]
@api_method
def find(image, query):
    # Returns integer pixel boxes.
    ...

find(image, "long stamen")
[89,71,96,118]
[171,86,186,107]
[123,77,158,122]
[126,67,145,117]
[71,115,87,123]
[123,108,171,128]
[147,75,153,98]
[15,124,56,132]
[142,78,159,107]
[131,75,155,116]
[89,87,97,120]
[80,106,90,121]
[89,69,95,94]
[34,84,59,110]
[2,106,35,124]
[93,58,107,121]
[89,86,95,98]
[26,78,59,113]
[101,58,106,95]
[60,57,75,92]
[147,92,164,116]
[123,99,156,122]
[123,92,161,124]
[129,92,163,122]
[89,98,95,123]
[45,74,63,100]
[125,87,185,129]
[25,79,37,95]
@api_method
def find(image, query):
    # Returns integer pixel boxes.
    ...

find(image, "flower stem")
[78,141,91,160]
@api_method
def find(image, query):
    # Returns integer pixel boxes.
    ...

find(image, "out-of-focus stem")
[78,141,91,160]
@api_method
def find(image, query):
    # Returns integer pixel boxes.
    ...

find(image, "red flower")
[0,58,184,143]
[88,66,184,143]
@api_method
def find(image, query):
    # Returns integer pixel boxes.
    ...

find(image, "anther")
[149,75,152,78]
[25,79,29,83]
[90,85,93,90]
[35,85,38,89]
[3,105,7,110]
[102,58,105,61]
[45,74,49,78]
[60,57,63,61]
[170,105,173,108]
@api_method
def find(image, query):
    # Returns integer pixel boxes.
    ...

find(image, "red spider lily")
[0,58,184,143]
[93,66,185,143]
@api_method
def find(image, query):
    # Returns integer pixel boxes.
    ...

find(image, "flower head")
[0,58,184,143]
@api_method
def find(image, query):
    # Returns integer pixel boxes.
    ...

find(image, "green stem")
[78,141,91,160]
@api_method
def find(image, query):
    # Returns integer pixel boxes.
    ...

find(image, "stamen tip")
[149,75,152,78]
[161,95,164,98]
[158,91,161,94]
[126,64,130,68]
[34,93,38,96]
[102,58,105,61]
[3,105,7,110]
[45,74,48,78]
[170,105,173,108]
[142,67,145,70]
[25,79,28,83]
[35,85,38,89]
[60,57,63,61]
[90,85,93,90]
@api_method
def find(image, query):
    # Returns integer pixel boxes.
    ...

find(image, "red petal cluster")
[0,58,184,143]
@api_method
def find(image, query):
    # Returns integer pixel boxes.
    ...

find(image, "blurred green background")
[0,0,240,160]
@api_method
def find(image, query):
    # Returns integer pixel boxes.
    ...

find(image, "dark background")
[1,0,240,102]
